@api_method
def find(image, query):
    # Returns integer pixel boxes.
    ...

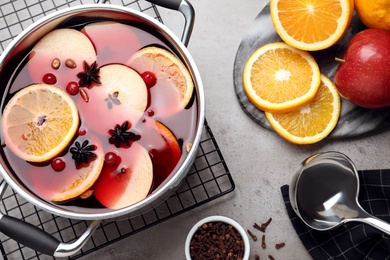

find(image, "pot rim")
[0,3,205,220]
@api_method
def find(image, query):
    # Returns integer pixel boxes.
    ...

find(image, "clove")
[261,234,266,249]
[254,217,272,232]
[255,254,260,260]
[275,242,285,249]
[268,255,275,260]
[247,230,257,241]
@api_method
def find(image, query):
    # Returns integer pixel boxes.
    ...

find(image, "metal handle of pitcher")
[0,181,101,257]
[97,0,195,46]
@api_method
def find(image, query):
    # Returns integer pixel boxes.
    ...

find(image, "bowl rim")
[184,215,250,260]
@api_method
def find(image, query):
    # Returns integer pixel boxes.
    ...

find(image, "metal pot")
[0,0,204,257]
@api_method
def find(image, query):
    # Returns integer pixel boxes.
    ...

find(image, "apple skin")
[334,28,390,108]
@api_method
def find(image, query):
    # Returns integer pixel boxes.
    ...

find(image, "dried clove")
[255,254,260,260]
[247,230,257,241]
[275,242,285,249]
[189,221,245,260]
[253,222,265,232]
[261,218,272,232]
[261,234,266,249]
[268,255,275,260]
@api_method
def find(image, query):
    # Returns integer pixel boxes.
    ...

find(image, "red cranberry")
[66,81,79,95]
[105,152,118,166]
[141,71,157,87]
[42,73,57,85]
[51,158,66,172]
[78,128,87,136]
[147,109,155,117]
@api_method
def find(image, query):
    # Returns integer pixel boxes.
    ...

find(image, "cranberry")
[51,158,66,172]
[147,109,155,117]
[42,73,57,85]
[78,128,87,136]
[105,152,118,166]
[66,81,79,95]
[141,71,157,88]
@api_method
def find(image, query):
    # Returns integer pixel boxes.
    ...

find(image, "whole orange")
[355,0,390,31]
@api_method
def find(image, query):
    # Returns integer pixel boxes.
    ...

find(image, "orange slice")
[1,84,79,162]
[270,0,354,51]
[265,74,341,144]
[127,46,194,112]
[243,42,321,113]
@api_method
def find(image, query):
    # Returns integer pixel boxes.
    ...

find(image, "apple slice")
[134,118,182,189]
[77,64,147,136]
[80,21,141,65]
[27,28,97,90]
[93,142,153,209]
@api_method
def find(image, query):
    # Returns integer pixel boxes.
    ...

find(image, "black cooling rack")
[0,1,235,259]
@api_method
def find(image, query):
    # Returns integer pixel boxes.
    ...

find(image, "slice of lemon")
[270,0,354,51]
[243,42,321,113]
[2,84,79,162]
[265,74,341,144]
[127,46,194,111]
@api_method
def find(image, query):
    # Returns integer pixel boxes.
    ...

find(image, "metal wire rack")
[0,0,235,259]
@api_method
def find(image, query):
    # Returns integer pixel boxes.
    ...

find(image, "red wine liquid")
[1,21,198,212]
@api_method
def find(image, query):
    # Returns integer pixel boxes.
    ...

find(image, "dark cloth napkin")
[281,169,390,260]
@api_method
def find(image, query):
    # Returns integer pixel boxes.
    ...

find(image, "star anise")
[70,140,97,167]
[109,121,140,148]
[77,61,101,87]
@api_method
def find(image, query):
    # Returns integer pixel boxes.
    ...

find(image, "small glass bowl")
[185,215,250,260]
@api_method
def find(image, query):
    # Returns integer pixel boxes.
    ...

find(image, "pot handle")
[146,0,195,46]
[96,0,194,46]
[0,181,101,257]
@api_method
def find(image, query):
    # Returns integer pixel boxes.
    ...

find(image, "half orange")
[270,0,354,51]
[243,42,321,113]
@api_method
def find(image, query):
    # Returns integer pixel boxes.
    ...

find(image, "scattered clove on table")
[247,229,257,241]
[261,234,266,249]
[253,218,272,232]
[275,242,285,249]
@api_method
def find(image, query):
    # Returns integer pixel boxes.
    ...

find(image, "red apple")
[334,28,390,108]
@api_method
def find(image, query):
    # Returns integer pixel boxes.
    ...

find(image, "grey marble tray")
[233,4,390,138]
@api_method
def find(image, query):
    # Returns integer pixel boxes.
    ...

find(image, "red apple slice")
[28,28,97,90]
[93,142,153,209]
[134,118,182,189]
[77,64,148,136]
